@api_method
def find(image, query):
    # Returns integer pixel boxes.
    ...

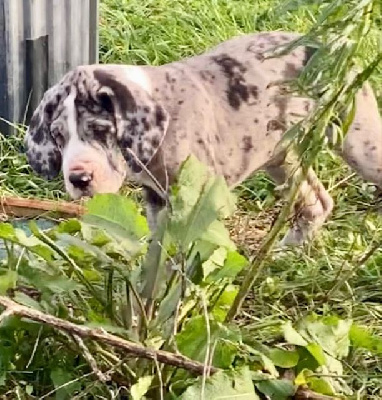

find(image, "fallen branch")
[0,296,218,376]
[0,196,85,218]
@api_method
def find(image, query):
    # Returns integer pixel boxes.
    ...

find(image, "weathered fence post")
[0,0,99,135]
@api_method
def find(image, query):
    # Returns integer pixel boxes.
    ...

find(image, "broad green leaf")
[50,368,81,400]
[323,354,343,375]
[208,251,249,282]
[83,193,149,239]
[171,155,211,217]
[180,367,259,400]
[255,379,296,400]
[169,156,236,249]
[176,315,240,369]
[269,348,300,368]
[296,347,321,373]
[131,375,154,400]
[212,284,238,322]
[0,223,53,261]
[308,377,336,396]
[295,368,311,386]
[154,283,182,329]
[200,220,236,251]
[187,251,204,284]
[56,219,82,234]
[350,324,382,354]
[283,322,308,346]
[0,270,17,295]
[297,317,352,359]
[141,209,170,304]
[306,343,326,366]
[202,247,227,277]
[57,233,112,263]
[245,346,279,377]
[13,292,43,311]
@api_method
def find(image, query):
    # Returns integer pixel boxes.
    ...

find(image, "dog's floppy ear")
[25,88,63,179]
[94,69,169,173]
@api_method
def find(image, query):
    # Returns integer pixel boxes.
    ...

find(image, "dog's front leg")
[142,186,167,232]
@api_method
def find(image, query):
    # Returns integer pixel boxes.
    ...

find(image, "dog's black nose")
[69,172,93,189]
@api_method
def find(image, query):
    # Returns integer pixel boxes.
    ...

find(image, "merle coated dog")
[25,31,382,245]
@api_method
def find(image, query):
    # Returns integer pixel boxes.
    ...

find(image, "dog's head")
[25,65,169,199]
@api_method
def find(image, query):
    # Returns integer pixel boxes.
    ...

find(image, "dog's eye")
[89,121,112,135]
[93,124,108,133]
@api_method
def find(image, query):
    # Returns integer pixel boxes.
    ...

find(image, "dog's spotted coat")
[25,32,382,245]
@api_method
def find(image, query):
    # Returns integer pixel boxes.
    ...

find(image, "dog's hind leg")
[340,83,382,189]
[265,153,334,246]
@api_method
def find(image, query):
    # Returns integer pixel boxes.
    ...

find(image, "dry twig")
[0,296,218,376]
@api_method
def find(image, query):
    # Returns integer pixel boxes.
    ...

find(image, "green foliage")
[180,367,260,400]
[1,157,382,399]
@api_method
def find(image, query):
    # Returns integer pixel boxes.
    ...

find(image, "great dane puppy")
[25,31,382,245]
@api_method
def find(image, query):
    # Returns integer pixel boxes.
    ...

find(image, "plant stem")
[225,167,305,322]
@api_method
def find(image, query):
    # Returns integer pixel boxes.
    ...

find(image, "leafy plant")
[1,157,382,399]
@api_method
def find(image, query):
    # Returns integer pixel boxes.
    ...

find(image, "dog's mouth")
[67,186,95,201]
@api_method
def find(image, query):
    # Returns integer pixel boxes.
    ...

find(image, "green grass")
[0,0,381,397]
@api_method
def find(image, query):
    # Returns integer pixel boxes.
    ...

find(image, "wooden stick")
[0,296,218,376]
[0,197,86,218]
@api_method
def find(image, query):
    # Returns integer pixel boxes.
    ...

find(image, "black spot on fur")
[155,106,167,129]
[243,136,253,152]
[212,54,259,110]
[137,142,143,156]
[94,70,137,114]
[32,125,46,145]
[284,62,300,79]
[302,46,317,67]
[151,136,160,148]
[178,100,184,105]
[120,136,133,149]
[48,152,61,176]
[200,70,216,82]
[131,161,142,173]
[45,103,55,120]
[29,113,41,131]
[267,120,284,131]
[141,117,151,131]
[98,92,114,113]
